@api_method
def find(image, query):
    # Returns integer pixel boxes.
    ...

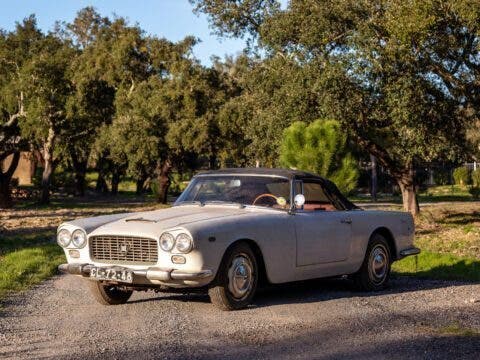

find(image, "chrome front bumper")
[398,247,421,259]
[58,263,213,282]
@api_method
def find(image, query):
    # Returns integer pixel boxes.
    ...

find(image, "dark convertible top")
[196,168,359,210]
[197,167,317,179]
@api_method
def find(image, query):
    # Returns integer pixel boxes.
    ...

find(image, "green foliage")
[453,167,471,186]
[280,120,359,194]
[150,179,160,199]
[433,168,451,186]
[471,169,480,187]
[169,172,190,195]
[468,187,480,200]
[194,0,480,214]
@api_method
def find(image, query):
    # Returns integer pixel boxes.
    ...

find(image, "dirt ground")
[0,275,479,360]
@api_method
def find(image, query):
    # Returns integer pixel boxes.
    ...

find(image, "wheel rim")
[227,253,254,300]
[368,245,389,285]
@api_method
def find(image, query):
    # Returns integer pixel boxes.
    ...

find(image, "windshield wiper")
[125,217,158,223]
[202,200,245,208]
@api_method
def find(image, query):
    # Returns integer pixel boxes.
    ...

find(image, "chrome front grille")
[89,235,158,265]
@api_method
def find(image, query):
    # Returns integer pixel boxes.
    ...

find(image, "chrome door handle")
[340,218,352,224]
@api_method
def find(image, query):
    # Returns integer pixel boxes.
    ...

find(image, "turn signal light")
[68,250,80,258]
[171,255,186,264]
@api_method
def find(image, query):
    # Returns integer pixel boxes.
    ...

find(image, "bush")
[150,179,160,198]
[469,187,480,199]
[471,169,480,187]
[453,167,471,186]
[169,172,190,195]
[433,168,451,185]
[279,119,359,194]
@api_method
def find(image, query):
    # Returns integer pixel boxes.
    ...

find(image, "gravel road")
[1,275,479,360]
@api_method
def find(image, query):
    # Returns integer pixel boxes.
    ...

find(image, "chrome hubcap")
[369,245,388,284]
[227,254,254,300]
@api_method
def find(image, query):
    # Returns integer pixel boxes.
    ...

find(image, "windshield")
[175,175,291,209]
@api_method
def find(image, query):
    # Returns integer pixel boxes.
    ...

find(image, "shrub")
[471,169,480,187]
[279,119,359,194]
[469,187,480,199]
[150,179,160,198]
[433,168,451,185]
[453,167,471,186]
[169,172,190,195]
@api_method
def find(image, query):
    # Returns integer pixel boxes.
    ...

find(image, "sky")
[0,0,248,65]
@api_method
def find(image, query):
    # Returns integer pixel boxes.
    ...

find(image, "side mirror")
[294,194,305,207]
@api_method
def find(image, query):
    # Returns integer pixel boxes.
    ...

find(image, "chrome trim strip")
[58,264,214,282]
[170,269,213,280]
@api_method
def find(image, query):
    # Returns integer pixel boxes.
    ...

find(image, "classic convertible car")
[57,168,419,310]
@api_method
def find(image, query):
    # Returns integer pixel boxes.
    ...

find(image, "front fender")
[185,212,297,284]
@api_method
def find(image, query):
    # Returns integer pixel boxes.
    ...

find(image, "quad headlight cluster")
[159,232,193,253]
[57,228,87,248]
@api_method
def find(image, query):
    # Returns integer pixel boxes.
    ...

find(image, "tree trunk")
[209,154,217,170]
[370,154,377,202]
[69,147,87,197]
[351,132,420,215]
[136,177,146,195]
[111,170,120,195]
[95,173,109,193]
[156,159,172,204]
[397,163,419,216]
[39,128,56,205]
[0,152,20,208]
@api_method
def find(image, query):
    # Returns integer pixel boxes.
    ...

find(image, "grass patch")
[0,244,65,300]
[436,324,480,337]
[392,251,480,282]
[0,231,54,253]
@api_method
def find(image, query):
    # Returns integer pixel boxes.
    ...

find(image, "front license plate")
[90,267,133,283]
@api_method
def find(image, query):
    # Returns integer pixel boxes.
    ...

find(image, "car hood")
[87,205,247,238]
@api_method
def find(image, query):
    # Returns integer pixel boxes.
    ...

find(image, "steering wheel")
[252,193,278,206]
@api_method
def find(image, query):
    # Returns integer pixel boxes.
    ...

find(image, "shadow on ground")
[128,276,474,308]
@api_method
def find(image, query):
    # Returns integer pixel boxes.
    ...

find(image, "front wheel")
[88,281,133,305]
[208,242,258,311]
[352,234,391,291]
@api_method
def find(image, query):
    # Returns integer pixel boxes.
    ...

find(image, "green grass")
[350,185,477,203]
[0,231,54,253]
[436,324,480,337]
[0,229,65,301]
[0,244,65,300]
[392,251,480,282]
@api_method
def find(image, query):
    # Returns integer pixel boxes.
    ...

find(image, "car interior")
[300,181,338,211]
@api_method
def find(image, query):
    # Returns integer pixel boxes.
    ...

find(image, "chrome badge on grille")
[118,242,131,255]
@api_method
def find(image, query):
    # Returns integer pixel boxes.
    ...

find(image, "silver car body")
[58,169,417,288]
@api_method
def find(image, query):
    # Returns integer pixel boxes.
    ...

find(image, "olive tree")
[192,0,480,215]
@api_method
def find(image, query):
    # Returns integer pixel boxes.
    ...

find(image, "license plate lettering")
[89,267,133,283]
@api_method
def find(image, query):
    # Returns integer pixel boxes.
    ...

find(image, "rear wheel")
[88,281,133,305]
[352,234,391,291]
[208,242,258,311]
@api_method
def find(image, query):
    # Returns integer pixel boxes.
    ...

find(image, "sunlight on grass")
[436,323,480,337]
[393,251,480,282]
[0,244,65,299]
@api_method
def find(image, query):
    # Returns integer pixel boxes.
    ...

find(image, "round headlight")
[57,229,71,247]
[160,232,175,251]
[175,233,193,253]
[71,229,87,248]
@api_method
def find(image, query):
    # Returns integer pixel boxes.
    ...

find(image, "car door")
[294,180,352,266]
